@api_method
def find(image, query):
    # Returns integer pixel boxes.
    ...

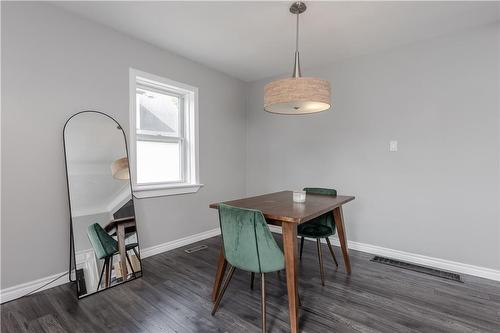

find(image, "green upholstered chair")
[298,188,339,286]
[212,204,285,332]
[87,223,139,290]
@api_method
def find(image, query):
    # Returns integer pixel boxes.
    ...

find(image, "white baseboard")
[268,225,500,281]
[3,225,498,304]
[140,227,221,259]
[0,271,70,304]
[0,227,221,304]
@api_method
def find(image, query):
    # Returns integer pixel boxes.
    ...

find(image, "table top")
[209,191,355,224]
[104,216,136,232]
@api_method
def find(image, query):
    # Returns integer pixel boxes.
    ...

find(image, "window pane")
[136,141,181,184]
[137,87,180,136]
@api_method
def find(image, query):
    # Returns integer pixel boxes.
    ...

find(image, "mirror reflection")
[64,111,142,298]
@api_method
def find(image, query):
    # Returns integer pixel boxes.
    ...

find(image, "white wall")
[1,2,499,294]
[246,23,500,270]
[1,3,246,289]
[72,213,110,253]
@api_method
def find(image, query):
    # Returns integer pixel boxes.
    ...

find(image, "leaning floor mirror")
[64,111,142,299]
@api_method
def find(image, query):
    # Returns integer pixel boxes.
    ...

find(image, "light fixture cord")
[292,2,302,78]
[295,9,299,53]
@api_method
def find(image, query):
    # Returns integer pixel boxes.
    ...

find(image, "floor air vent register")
[371,256,462,282]
[184,245,208,254]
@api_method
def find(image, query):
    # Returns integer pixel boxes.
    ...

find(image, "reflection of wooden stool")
[87,223,140,290]
[123,243,140,278]
[114,252,141,279]
[104,217,138,278]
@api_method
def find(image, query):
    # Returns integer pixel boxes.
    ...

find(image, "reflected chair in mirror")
[87,223,139,290]
[298,188,339,286]
[212,204,285,333]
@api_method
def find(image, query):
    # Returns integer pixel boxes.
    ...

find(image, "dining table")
[104,216,136,280]
[209,190,355,333]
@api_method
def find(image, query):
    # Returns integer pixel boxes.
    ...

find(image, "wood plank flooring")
[2,235,500,332]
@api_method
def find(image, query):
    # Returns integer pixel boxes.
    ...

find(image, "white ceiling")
[55,1,499,81]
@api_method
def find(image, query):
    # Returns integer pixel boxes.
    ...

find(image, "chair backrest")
[218,204,284,273]
[87,223,118,260]
[303,187,337,196]
[303,187,337,230]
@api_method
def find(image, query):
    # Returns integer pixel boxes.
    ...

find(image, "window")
[130,69,201,197]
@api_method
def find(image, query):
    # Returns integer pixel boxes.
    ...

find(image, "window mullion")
[137,134,182,144]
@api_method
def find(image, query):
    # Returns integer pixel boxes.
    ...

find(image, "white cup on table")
[293,191,306,203]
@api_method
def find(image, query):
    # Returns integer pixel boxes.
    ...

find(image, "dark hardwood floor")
[2,235,500,332]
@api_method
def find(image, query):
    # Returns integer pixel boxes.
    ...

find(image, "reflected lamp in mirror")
[111,157,129,180]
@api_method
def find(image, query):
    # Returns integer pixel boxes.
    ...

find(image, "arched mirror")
[64,111,142,299]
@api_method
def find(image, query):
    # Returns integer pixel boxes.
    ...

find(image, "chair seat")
[125,243,139,251]
[298,223,333,238]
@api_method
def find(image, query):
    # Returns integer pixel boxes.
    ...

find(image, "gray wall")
[246,23,500,270]
[2,2,499,291]
[1,3,246,289]
[72,213,109,253]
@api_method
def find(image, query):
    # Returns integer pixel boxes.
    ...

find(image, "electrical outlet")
[389,140,398,152]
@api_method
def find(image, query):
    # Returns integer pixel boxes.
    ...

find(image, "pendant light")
[111,157,129,180]
[264,1,331,114]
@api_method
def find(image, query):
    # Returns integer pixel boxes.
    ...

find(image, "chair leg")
[97,258,107,291]
[104,257,111,287]
[132,247,142,272]
[109,255,114,284]
[250,272,255,290]
[211,266,236,316]
[261,273,266,333]
[132,247,141,261]
[316,239,325,286]
[325,237,339,267]
[126,253,137,278]
[299,237,304,260]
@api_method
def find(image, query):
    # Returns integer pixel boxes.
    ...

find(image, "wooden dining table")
[209,190,355,333]
[104,216,136,280]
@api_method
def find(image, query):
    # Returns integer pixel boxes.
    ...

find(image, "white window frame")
[129,68,202,198]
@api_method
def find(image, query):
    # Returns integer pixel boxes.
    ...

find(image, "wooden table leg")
[333,206,351,274]
[117,224,128,280]
[211,246,228,302]
[282,222,299,333]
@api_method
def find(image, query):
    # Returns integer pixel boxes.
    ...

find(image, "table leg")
[333,206,351,274]
[211,246,228,302]
[282,222,299,333]
[117,224,128,279]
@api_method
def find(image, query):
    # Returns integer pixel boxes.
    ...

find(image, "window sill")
[133,183,203,198]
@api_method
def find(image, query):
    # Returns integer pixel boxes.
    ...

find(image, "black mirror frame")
[63,110,142,299]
